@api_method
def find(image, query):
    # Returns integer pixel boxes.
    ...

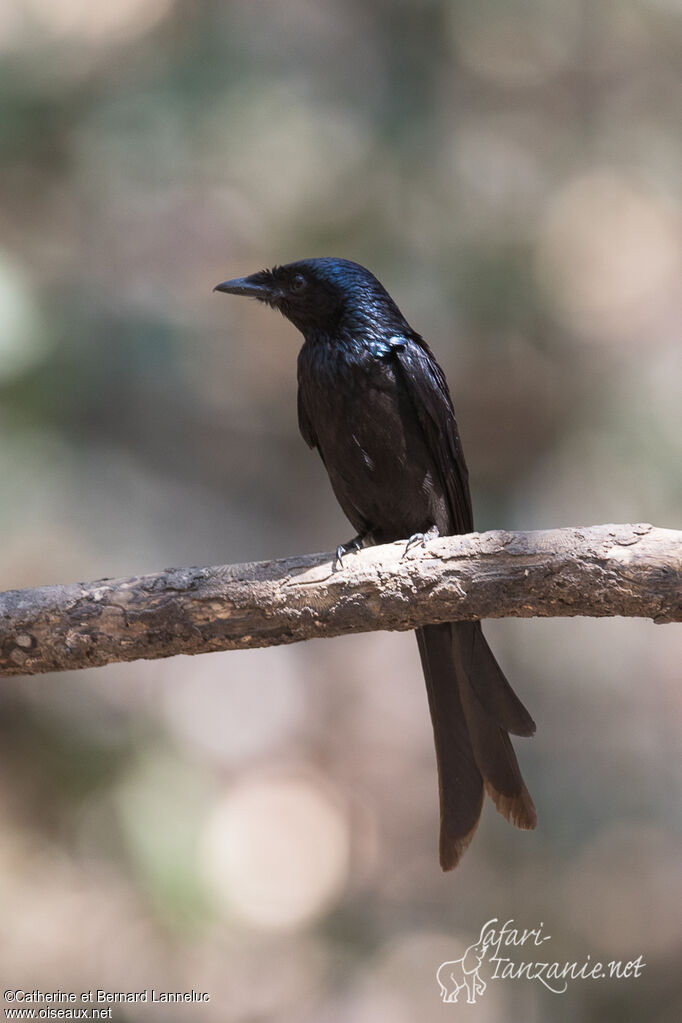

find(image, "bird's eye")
[291,274,306,293]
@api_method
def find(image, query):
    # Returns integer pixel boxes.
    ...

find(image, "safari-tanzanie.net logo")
[436,918,645,1004]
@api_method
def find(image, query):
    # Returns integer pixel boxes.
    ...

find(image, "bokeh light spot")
[534,170,681,340]
[200,774,350,931]
[0,250,48,382]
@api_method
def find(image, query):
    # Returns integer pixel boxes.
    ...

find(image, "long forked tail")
[416,621,537,871]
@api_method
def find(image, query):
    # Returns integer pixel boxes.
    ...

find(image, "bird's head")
[214,258,408,337]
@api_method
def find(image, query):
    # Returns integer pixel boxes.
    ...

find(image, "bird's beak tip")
[213,279,237,295]
[213,276,271,299]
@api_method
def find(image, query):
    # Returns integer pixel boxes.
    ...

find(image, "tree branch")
[1,523,679,678]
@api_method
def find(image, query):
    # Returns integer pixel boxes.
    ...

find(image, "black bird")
[215,258,536,870]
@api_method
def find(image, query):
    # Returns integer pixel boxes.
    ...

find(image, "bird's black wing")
[392,334,473,535]
[393,333,537,738]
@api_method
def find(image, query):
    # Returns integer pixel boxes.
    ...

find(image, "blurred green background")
[1,1,681,1019]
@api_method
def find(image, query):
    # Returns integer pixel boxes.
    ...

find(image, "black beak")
[213,274,275,300]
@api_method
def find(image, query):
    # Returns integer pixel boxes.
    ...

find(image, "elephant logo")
[436,939,487,1004]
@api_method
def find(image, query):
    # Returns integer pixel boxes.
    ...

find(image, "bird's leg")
[404,524,440,557]
[334,532,372,571]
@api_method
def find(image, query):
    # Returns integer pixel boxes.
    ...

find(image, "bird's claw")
[333,546,346,571]
[334,535,366,571]
[403,525,439,557]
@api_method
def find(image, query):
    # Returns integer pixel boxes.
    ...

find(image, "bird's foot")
[403,524,440,557]
[334,534,368,572]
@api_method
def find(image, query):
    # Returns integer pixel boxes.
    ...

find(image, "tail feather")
[416,624,484,870]
[457,621,536,737]
[457,662,537,830]
[416,621,537,872]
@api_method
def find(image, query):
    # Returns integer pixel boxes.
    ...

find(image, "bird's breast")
[299,341,405,460]
[297,339,449,539]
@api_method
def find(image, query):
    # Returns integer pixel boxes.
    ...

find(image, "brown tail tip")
[439,823,481,872]
[485,781,538,831]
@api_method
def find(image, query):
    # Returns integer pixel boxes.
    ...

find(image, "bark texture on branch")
[0,523,679,678]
